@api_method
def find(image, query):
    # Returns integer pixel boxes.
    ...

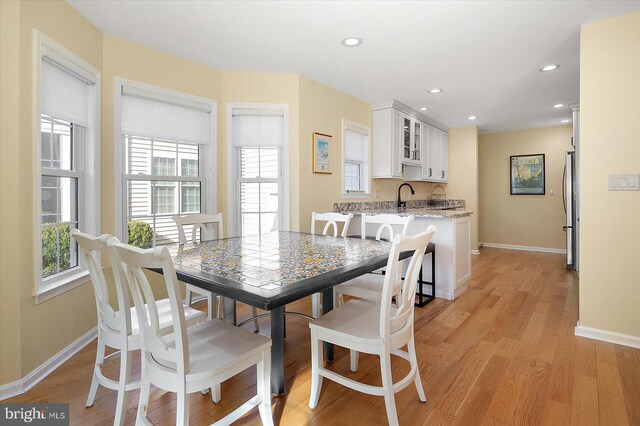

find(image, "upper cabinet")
[423,126,448,182]
[372,101,448,182]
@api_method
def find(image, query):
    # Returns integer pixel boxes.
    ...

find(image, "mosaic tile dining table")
[164,231,404,395]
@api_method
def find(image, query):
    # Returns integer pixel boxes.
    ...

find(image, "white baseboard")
[479,242,566,255]
[471,249,480,255]
[0,327,97,401]
[575,324,640,349]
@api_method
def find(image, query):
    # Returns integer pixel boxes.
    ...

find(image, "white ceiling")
[68,0,640,132]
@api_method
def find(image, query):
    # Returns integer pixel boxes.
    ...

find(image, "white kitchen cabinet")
[422,125,448,182]
[372,108,403,178]
[372,100,448,180]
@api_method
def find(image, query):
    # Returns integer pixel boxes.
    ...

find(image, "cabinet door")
[402,115,412,162]
[413,120,421,162]
[441,130,448,181]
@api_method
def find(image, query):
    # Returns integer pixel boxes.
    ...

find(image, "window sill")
[34,268,91,304]
[342,192,372,199]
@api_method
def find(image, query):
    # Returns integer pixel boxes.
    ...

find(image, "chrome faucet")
[397,183,415,208]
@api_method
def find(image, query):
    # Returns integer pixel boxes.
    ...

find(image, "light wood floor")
[7,248,640,425]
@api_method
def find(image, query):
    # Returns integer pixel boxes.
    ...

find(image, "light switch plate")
[608,174,640,191]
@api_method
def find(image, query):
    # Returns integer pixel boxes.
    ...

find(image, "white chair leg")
[408,337,426,402]
[137,364,151,426]
[308,330,324,409]
[211,383,221,403]
[185,288,193,307]
[113,348,132,426]
[380,354,399,426]
[206,292,213,321]
[311,293,321,319]
[86,335,105,407]
[349,349,359,372]
[257,350,274,426]
[252,307,260,332]
[176,390,190,426]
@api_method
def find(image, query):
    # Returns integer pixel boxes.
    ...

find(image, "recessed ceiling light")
[468,116,477,120]
[420,107,428,111]
[539,64,560,72]
[560,119,571,123]
[552,103,565,108]
[428,88,443,94]
[341,37,363,47]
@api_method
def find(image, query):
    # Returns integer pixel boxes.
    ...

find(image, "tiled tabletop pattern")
[170,231,393,291]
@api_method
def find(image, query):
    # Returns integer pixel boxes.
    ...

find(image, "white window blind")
[41,61,92,127]
[232,109,284,147]
[344,128,367,162]
[121,89,211,144]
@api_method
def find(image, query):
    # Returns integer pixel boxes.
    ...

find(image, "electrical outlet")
[608,174,640,191]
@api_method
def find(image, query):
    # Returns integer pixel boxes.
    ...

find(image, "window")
[117,81,215,247]
[342,120,370,196]
[228,106,288,237]
[35,32,100,301]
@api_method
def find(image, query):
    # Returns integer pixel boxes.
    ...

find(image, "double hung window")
[230,108,286,236]
[342,120,371,195]
[35,33,100,300]
[118,83,215,247]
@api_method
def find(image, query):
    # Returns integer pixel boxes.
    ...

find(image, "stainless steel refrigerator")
[563,151,576,270]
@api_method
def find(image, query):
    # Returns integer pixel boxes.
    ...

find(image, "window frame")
[114,78,216,245]
[32,31,101,303]
[342,119,371,198]
[226,104,290,237]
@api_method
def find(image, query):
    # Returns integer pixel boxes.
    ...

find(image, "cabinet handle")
[441,170,444,178]
[429,168,432,177]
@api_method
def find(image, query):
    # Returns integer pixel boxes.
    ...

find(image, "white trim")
[33,30,101,302]
[0,327,97,401]
[226,103,290,237]
[342,192,373,199]
[575,323,640,349]
[113,77,217,242]
[471,249,480,255]
[479,242,566,254]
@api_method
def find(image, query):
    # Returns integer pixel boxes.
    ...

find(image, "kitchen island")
[334,200,473,300]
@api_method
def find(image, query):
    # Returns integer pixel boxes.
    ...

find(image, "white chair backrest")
[109,242,189,377]
[379,225,436,339]
[361,214,415,241]
[71,230,131,334]
[173,213,224,244]
[311,212,354,237]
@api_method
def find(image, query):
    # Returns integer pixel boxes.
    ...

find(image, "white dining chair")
[173,213,259,330]
[308,226,436,426]
[335,213,415,372]
[110,241,274,426]
[71,230,206,426]
[310,212,354,318]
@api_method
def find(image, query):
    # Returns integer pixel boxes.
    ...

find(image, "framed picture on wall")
[313,132,332,174]
[510,154,545,195]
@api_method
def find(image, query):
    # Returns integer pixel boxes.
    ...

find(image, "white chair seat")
[336,274,401,304]
[310,299,401,346]
[152,319,271,384]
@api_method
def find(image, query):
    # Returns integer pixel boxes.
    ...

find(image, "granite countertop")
[334,199,473,219]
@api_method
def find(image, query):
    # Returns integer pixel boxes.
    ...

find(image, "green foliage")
[128,220,153,248]
[42,224,71,277]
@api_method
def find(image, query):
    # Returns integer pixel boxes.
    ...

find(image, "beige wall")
[0,0,104,381]
[478,125,572,250]
[0,0,23,385]
[446,126,479,250]
[579,12,640,338]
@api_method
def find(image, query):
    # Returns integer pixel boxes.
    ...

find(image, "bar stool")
[415,242,436,307]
